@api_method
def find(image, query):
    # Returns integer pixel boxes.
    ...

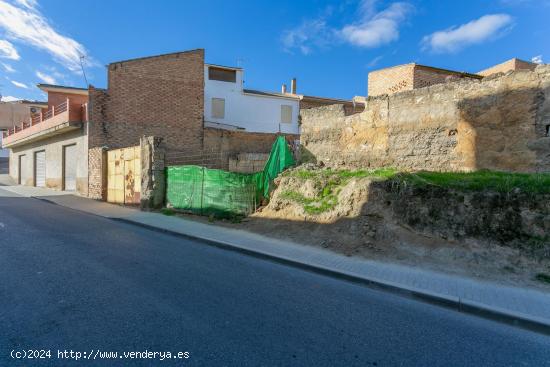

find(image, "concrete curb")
[32,196,550,336]
[110,217,550,336]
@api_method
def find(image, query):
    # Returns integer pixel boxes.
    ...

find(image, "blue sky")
[0,0,548,101]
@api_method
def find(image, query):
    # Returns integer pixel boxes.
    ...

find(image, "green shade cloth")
[166,136,295,217]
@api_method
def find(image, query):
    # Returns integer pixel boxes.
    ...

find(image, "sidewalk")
[2,179,550,333]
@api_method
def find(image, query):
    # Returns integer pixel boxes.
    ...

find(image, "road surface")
[0,187,549,366]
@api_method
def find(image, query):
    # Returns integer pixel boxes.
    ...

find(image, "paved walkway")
[2,177,550,331]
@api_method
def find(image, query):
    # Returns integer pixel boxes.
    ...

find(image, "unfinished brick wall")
[202,128,299,169]
[478,58,537,77]
[368,64,415,97]
[87,49,205,198]
[368,64,480,97]
[413,66,479,89]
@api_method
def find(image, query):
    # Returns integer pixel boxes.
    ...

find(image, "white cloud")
[282,18,334,55]
[0,0,93,72]
[421,14,513,53]
[282,1,413,55]
[35,70,56,84]
[14,0,37,9]
[366,55,383,68]
[1,94,19,101]
[531,55,543,64]
[340,2,413,48]
[1,61,15,72]
[0,39,19,59]
[11,79,28,88]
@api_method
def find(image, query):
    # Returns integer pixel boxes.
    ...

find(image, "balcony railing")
[2,99,87,140]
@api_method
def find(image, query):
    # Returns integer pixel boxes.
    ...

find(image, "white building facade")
[203,64,300,135]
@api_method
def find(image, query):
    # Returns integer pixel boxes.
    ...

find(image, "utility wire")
[79,55,89,86]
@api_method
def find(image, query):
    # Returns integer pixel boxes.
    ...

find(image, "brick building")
[368,58,540,97]
[477,58,537,77]
[368,63,481,97]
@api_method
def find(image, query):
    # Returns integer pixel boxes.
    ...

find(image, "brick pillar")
[88,147,107,200]
[140,136,166,210]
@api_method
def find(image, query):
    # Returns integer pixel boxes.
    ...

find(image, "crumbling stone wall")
[301,65,550,172]
[140,136,165,210]
[376,180,550,254]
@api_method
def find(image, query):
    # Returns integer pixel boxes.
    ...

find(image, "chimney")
[281,83,287,94]
[291,78,297,94]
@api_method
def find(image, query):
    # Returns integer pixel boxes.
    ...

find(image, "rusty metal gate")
[107,146,141,204]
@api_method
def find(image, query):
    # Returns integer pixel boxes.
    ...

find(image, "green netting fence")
[166,136,295,217]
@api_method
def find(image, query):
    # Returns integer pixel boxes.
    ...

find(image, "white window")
[281,105,292,124]
[211,98,225,119]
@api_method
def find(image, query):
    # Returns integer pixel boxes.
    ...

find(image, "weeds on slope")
[280,167,550,215]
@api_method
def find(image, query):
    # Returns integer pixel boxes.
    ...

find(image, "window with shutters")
[211,98,225,119]
[281,105,292,124]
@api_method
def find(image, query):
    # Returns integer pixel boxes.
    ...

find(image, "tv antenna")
[79,54,89,86]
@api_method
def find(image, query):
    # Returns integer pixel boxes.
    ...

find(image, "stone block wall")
[301,65,550,173]
[140,136,165,210]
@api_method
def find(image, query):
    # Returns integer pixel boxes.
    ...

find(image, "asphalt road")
[0,188,549,366]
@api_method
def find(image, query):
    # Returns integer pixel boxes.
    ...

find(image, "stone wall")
[376,179,550,253]
[140,136,165,210]
[301,65,550,173]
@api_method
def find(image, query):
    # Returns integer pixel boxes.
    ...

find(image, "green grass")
[398,170,550,194]
[535,273,550,284]
[281,167,550,215]
[161,208,176,216]
[285,167,398,181]
[280,190,338,215]
[281,168,397,214]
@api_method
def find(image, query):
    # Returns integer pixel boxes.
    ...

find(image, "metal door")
[107,146,141,204]
[34,151,46,187]
[63,144,77,191]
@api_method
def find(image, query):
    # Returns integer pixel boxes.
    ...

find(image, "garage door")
[63,144,77,191]
[35,151,46,187]
[19,155,28,185]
